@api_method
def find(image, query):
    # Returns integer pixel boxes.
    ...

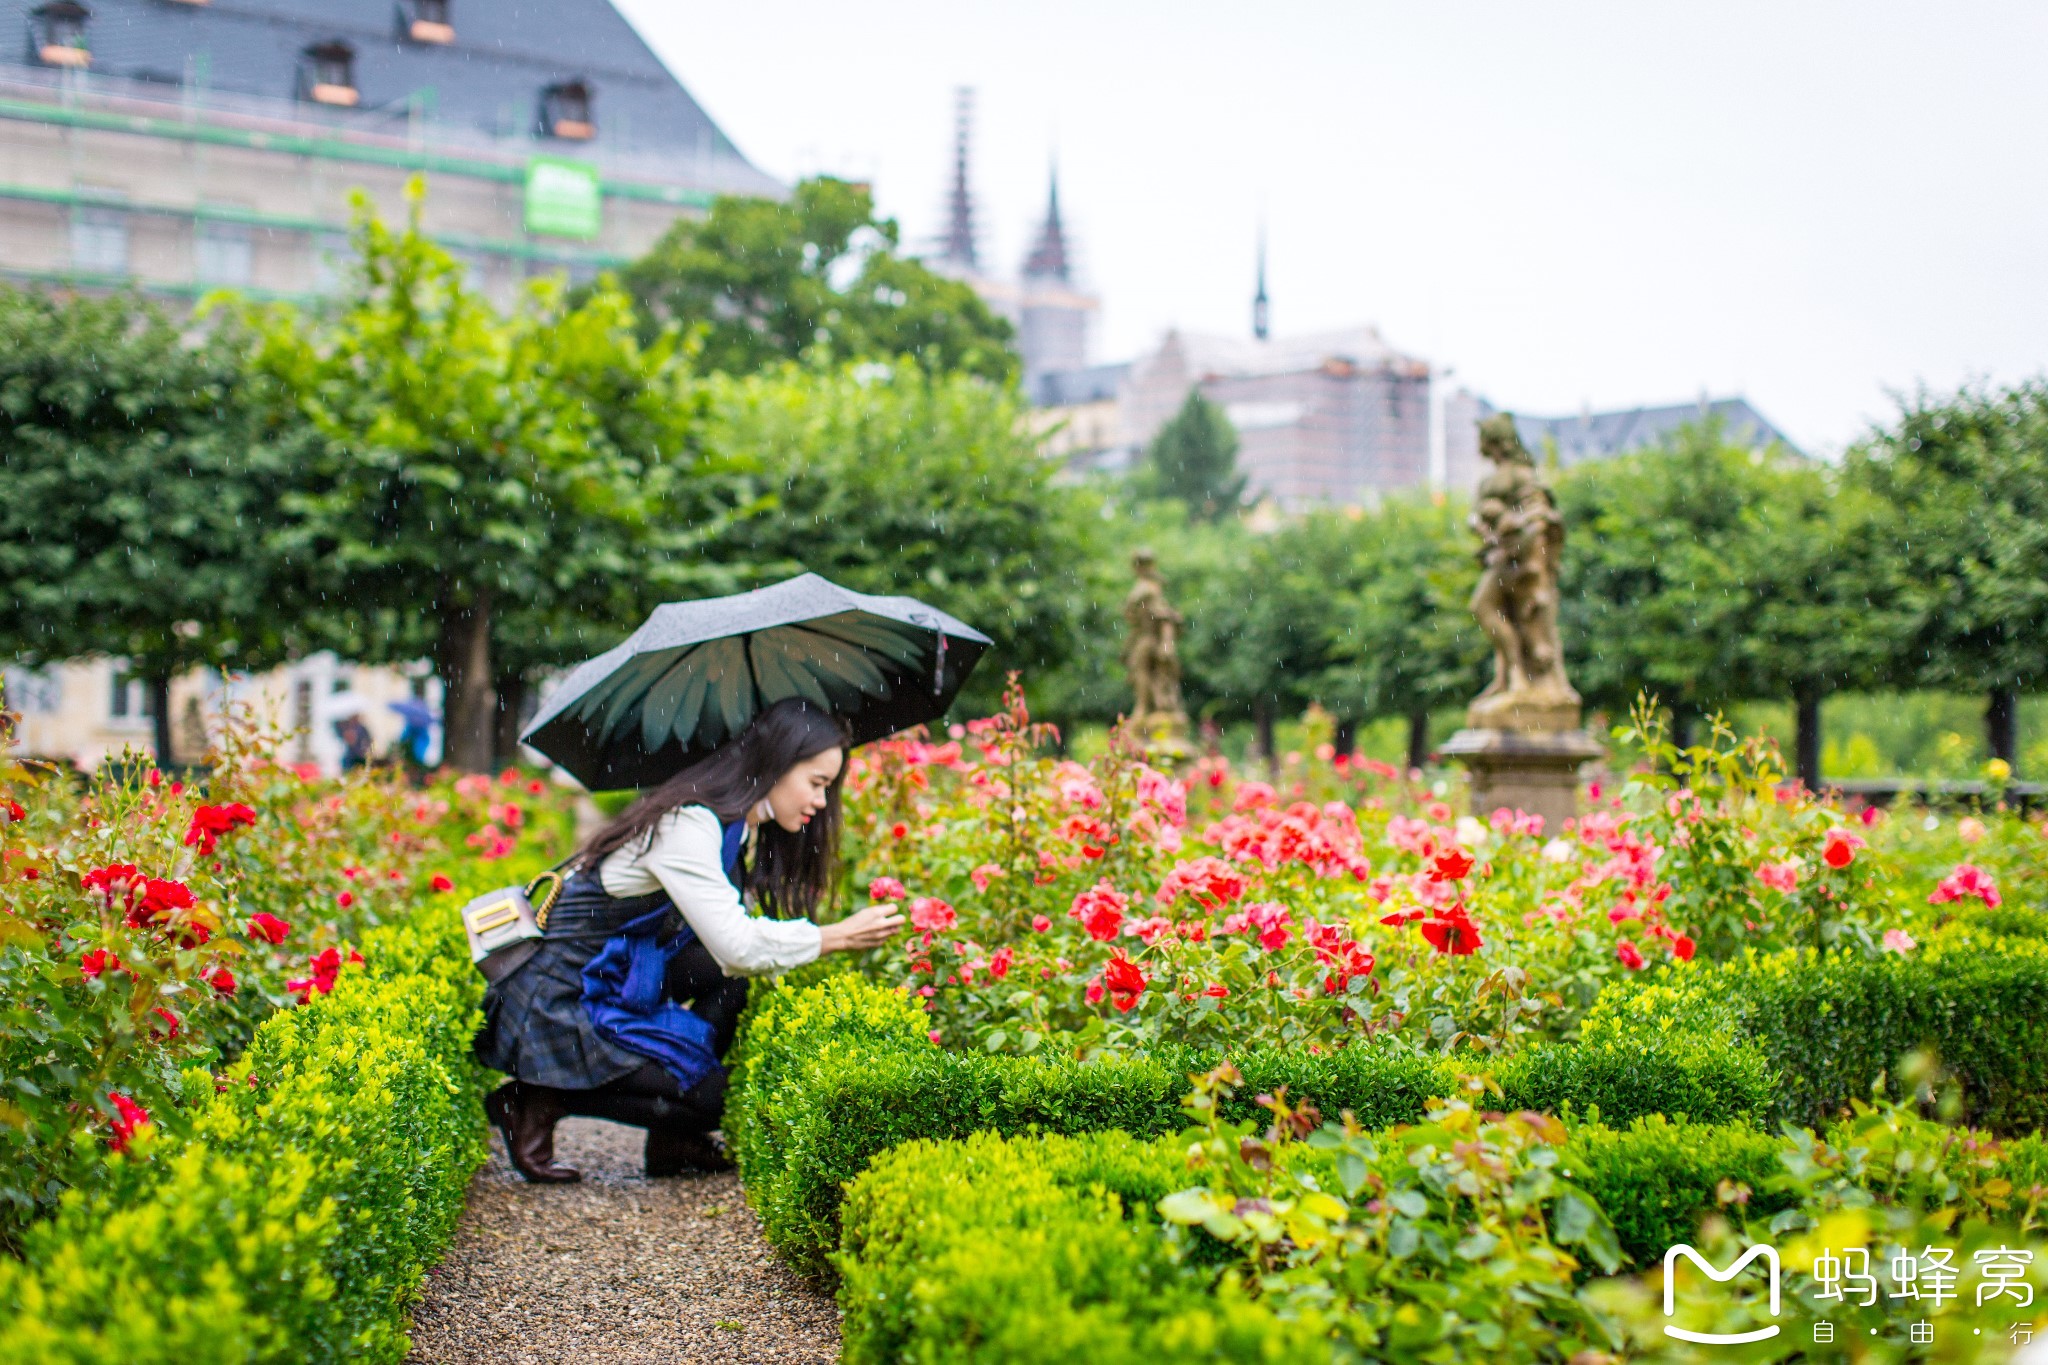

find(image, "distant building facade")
[923,86,1097,394]
[0,0,775,306]
[1119,328,1433,509]
[1443,390,1798,491]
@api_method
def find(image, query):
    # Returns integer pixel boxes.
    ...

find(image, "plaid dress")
[472,872,682,1090]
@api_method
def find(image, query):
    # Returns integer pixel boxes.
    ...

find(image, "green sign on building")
[524,158,602,239]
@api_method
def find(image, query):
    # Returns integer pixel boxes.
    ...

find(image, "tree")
[1317,499,1487,770]
[1849,382,2048,769]
[1139,390,1248,521]
[1558,422,1907,787]
[246,186,738,771]
[0,289,301,763]
[697,361,1097,718]
[615,177,1018,383]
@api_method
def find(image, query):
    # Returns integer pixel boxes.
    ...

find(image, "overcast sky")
[615,1,2048,453]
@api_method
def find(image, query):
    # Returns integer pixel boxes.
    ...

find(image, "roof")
[1160,326,1417,381]
[0,0,769,180]
[1506,396,1799,464]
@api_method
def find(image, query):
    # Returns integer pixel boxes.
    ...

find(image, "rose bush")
[0,692,575,1250]
[834,685,2026,1065]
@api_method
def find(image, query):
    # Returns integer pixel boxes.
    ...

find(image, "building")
[0,0,776,306]
[924,86,1097,394]
[1442,391,1799,492]
[1118,326,1433,509]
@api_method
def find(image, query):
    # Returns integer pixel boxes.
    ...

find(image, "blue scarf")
[578,819,748,1093]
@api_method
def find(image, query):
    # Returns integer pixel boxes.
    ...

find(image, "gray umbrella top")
[521,574,993,790]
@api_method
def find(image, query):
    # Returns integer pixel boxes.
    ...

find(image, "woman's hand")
[818,903,906,954]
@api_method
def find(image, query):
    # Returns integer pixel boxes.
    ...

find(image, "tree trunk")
[493,670,528,770]
[1333,717,1356,759]
[1254,700,1277,780]
[146,673,174,769]
[438,592,496,774]
[1794,691,1822,793]
[1987,687,2019,771]
[1406,711,1430,775]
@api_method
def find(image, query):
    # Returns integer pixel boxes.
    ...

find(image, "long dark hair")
[573,697,850,919]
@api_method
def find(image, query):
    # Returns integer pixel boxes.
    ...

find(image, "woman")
[474,698,903,1182]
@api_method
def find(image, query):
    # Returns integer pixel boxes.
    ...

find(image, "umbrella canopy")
[388,698,437,729]
[521,573,993,790]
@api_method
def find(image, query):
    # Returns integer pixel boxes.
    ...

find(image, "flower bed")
[0,695,576,1359]
[733,688,2047,1277]
[834,688,2021,1064]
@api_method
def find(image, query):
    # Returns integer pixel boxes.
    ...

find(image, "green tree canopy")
[615,177,1018,383]
[1139,389,1248,521]
[0,289,301,761]
[245,186,741,771]
[1558,422,1906,783]
[1848,382,2048,764]
[697,361,1096,718]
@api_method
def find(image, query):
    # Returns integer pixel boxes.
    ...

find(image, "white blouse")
[598,805,822,977]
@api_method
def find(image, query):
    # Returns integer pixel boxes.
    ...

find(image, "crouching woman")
[473,698,903,1181]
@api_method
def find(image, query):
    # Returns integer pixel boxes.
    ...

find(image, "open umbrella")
[521,573,993,790]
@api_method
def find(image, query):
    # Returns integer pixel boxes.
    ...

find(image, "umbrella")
[388,698,437,729]
[521,573,993,790]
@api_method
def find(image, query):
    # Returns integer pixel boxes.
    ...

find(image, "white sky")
[614,0,2048,453]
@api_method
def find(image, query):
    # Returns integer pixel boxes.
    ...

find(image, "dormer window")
[407,0,453,44]
[539,80,594,140]
[34,3,91,68]
[303,40,358,106]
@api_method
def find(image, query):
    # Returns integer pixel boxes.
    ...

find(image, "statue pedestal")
[1440,726,1602,833]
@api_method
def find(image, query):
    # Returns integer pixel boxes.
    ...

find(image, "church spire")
[939,86,979,272]
[1252,225,1270,341]
[1022,163,1070,283]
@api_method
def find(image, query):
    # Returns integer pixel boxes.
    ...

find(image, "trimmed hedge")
[0,870,505,1363]
[727,975,1775,1276]
[1587,927,2048,1134]
[835,1110,2048,1362]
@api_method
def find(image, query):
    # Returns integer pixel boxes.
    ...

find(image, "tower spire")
[941,86,979,272]
[1252,225,1270,341]
[1023,161,1070,282]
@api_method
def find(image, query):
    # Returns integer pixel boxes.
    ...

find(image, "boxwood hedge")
[0,864,512,1364]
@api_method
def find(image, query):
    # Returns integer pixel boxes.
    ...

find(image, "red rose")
[1672,935,1696,962]
[1419,906,1483,955]
[867,876,908,903]
[1821,828,1866,870]
[1203,983,1230,999]
[2,798,24,823]
[151,1006,182,1039]
[80,947,116,979]
[206,965,237,996]
[431,873,454,893]
[82,864,140,897]
[1031,915,1051,932]
[183,803,257,855]
[1102,953,1147,1011]
[245,913,292,944]
[1155,856,1248,910]
[337,890,355,909]
[107,1093,150,1152]
[1428,848,1475,883]
[1068,881,1129,942]
[1616,940,1646,971]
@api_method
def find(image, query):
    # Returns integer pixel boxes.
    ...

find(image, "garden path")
[406,1118,839,1364]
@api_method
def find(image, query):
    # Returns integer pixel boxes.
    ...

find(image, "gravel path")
[406,1118,840,1364]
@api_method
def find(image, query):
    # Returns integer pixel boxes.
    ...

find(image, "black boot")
[645,1126,732,1177]
[485,1080,580,1183]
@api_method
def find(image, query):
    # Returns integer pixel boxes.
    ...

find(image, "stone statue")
[1465,413,1581,732]
[1122,549,1187,732]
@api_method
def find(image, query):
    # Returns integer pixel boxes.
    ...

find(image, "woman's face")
[766,747,844,832]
